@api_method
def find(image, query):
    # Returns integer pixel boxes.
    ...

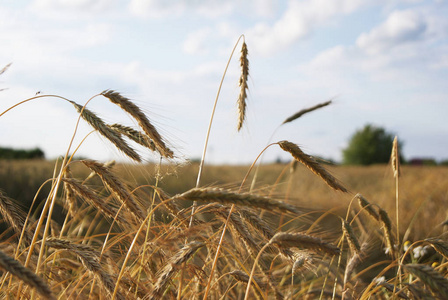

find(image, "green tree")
[343,124,403,165]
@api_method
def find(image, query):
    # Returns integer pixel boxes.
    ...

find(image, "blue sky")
[0,0,447,164]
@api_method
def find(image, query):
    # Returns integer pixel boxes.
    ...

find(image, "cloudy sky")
[0,0,447,164]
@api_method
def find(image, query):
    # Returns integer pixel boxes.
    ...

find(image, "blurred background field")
[2,159,447,241]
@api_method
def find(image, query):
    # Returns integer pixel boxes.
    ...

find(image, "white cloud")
[183,28,213,55]
[248,0,368,55]
[129,0,234,18]
[356,9,428,54]
[31,0,115,13]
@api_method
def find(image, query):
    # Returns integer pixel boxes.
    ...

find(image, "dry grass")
[1,38,448,300]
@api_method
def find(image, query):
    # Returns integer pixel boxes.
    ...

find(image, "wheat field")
[1,37,448,299]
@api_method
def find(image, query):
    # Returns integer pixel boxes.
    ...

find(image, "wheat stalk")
[425,238,448,259]
[101,90,174,158]
[278,140,347,192]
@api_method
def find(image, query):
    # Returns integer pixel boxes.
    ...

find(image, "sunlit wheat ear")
[378,208,394,256]
[237,41,249,131]
[278,141,347,192]
[282,100,332,125]
[0,190,28,239]
[355,194,379,221]
[45,238,123,300]
[62,178,125,223]
[269,232,340,256]
[148,241,205,299]
[109,123,156,152]
[391,136,400,178]
[404,264,448,298]
[69,100,142,162]
[342,219,361,254]
[173,187,302,214]
[0,249,55,300]
[82,159,146,222]
[101,90,174,158]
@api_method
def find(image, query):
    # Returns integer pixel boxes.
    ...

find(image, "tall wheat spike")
[101,90,174,158]
[237,42,249,131]
[0,249,55,300]
[278,140,347,192]
[282,100,332,124]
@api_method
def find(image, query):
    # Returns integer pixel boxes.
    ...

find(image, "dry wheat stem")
[278,141,347,192]
[101,90,173,158]
[282,100,332,124]
[0,249,55,300]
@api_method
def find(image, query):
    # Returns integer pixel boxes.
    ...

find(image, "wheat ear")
[147,241,204,299]
[237,41,249,131]
[109,123,156,151]
[61,178,125,223]
[69,100,142,162]
[278,140,347,192]
[404,264,448,298]
[282,100,332,124]
[82,159,146,221]
[0,249,55,300]
[174,187,301,215]
[0,191,28,238]
[101,90,174,158]
[45,238,122,300]
[356,194,379,221]
[270,232,340,256]
[379,208,395,257]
